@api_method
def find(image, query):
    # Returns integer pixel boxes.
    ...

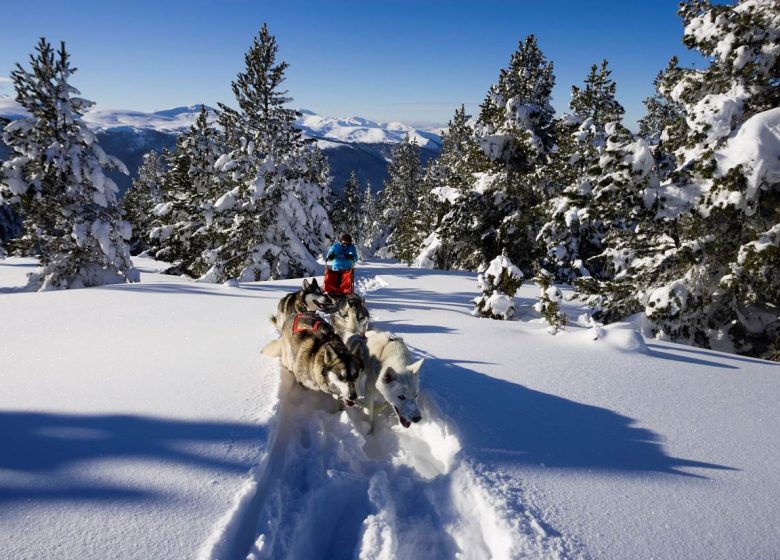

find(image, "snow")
[0,99,442,149]
[710,107,780,214]
[1,257,779,559]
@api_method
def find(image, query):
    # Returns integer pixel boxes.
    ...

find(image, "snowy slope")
[1,258,779,559]
[0,97,441,149]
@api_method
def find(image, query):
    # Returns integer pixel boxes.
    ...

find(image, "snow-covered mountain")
[0,98,442,193]
[1,256,779,559]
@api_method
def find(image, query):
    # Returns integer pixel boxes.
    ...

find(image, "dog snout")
[347,386,358,402]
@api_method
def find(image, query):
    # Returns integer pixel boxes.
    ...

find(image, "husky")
[272,278,332,330]
[361,330,424,432]
[262,312,363,407]
[331,293,370,338]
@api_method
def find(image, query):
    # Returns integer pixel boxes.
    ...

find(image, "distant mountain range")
[0,98,442,195]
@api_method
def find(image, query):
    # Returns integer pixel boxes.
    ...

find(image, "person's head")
[340,232,353,245]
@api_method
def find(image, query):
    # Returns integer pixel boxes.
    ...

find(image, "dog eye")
[398,395,406,400]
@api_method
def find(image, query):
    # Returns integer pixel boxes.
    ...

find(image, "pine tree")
[204,24,332,282]
[121,149,166,254]
[414,105,489,269]
[533,268,567,334]
[150,106,223,275]
[581,0,780,357]
[473,35,557,272]
[1,39,137,290]
[638,58,687,180]
[358,181,383,255]
[538,60,626,282]
[331,171,362,242]
[472,254,524,320]
[381,135,423,262]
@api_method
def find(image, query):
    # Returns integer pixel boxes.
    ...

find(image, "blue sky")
[0,0,708,128]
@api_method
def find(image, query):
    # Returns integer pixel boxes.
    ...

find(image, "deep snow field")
[1,257,779,560]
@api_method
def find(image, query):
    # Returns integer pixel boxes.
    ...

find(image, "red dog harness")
[292,313,324,334]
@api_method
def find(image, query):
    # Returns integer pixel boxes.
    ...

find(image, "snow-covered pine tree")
[121,149,167,254]
[381,135,423,261]
[414,105,490,269]
[638,58,687,181]
[330,170,362,241]
[150,106,223,276]
[1,39,137,289]
[533,268,567,334]
[538,60,626,282]
[582,0,780,358]
[471,35,557,272]
[358,181,384,256]
[472,254,524,320]
[204,24,332,282]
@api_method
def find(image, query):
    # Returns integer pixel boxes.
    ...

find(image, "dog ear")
[409,359,424,375]
[311,278,319,287]
[324,344,341,368]
[382,368,396,384]
[302,279,310,290]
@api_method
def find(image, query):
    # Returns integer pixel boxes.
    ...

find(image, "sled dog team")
[262,278,424,432]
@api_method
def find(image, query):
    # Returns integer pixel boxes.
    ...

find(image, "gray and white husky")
[330,293,370,339]
[262,312,363,407]
[272,278,333,330]
[361,330,424,432]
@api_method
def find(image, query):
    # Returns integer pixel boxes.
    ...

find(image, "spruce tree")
[150,106,223,275]
[473,35,557,272]
[331,171,362,241]
[581,0,780,357]
[414,105,489,269]
[205,24,332,282]
[1,39,137,289]
[472,254,524,320]
[121,149,166,254]
[381,135,423,261]
[538,60,626,282]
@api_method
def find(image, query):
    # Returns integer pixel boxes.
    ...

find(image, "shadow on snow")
[421,357,736,479]
[0,411,265,503]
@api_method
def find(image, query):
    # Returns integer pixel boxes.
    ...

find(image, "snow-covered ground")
[1,258,778,559]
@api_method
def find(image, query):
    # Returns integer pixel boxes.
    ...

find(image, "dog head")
[377,359,423,428]
[323,342,363,407]
[302,278,332,311]
[332,294,369,336]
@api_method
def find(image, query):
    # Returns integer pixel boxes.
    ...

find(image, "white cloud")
[0,77,12,84]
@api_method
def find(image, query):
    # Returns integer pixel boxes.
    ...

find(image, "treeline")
[0,25,332,288]
[330,0,779,359]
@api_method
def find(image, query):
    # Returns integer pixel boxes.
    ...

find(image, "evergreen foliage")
[472,254,524,320]
[121,149,167,255]
[330,171,362,242]
[381,135,423,262]
[533,268,567,334]
[201,24,332,282]
[580,0,780,357]
[1,39,137,290]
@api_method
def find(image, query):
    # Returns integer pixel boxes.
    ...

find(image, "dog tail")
[261,338,282,358]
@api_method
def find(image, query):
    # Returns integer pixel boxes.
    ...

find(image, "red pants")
[324,267,354,294]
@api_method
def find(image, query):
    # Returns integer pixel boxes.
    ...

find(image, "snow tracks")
[198,275,577,560]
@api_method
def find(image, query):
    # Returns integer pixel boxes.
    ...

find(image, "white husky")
[361,330,423,432]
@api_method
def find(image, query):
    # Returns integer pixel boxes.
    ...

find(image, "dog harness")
[292,313,324,334]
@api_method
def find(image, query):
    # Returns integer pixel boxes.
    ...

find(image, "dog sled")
[323,266,355,297]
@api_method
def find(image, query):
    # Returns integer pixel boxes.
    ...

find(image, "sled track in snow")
[199,365,580,559]
[199,275,581,559]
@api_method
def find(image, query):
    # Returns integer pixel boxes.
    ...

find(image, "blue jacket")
[326,242,358,271]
